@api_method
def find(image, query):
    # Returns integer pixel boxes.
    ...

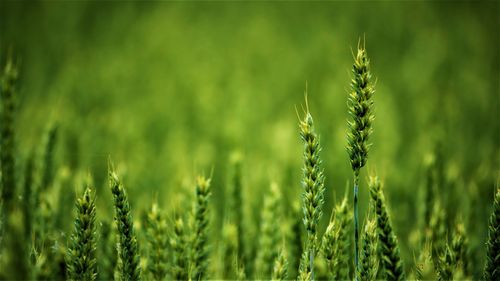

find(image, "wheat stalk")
[227,153,246,274]
[484,186,499,281]
[359,218,378,281]
[190,175,212,280]
[272,248,288,281]
[298,102,325,281]
[436,244,454,281]
[66,186,97,281]
[145,202,169,281]
[0,56,18,212]
[171,215,188,281]
[109,161,141,281]
[321,195,351,280]
[369,176,405,281]
[346,40,375,280]
[451,220,469,277]
[255,182,282,278]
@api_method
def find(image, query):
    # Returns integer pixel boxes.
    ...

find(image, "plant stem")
[354,175,360,281]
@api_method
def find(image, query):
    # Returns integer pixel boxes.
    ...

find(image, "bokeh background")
[1,1,498,278]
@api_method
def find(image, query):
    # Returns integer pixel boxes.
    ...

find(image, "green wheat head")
[0,56,18,210]
[359,218,378,281]
[369,176,405,281]
[191,175,212,281]
[436,244,454,281]
[347,41,375,281]
[170,215,188,281]
[347,42,375,177]
[451,220,469,277]
[299,106,325,280]
[272,248,288,281]
[109,162,141,281]
[428,199,446,268]
[145,202,169,281]
[321,195,351,280]
[484,186,500,281]
[255,182,282,278]
[414,242,437,281]
[66,186,97,281]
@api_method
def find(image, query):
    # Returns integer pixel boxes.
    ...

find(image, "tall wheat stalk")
[0,56,17,212]
[321,195,351,280]
[369,176,405,281]
[109,161,141,281]
[190,175,212,280]
[359,218,378,281]
[171,215,188,281]
[255,182,282,278]
[298,103,325,281]
[66,186,97,281]
[272,248,288,281]
[145,202,168,281]
[346,40,375,280]
[484,186,499,281]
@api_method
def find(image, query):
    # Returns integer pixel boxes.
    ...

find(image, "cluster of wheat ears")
[0,42,498,281]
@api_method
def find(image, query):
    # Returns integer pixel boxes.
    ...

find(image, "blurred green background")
[1,1,498,278]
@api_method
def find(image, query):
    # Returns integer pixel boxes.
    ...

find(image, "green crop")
[0,3,497,279]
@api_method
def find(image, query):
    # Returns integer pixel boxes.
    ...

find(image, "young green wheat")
[347,41,375,280]
[484,186,499,281]
[190,175,212,281]
[66,186,97,281]
[369,176,405,281]
[298,105,325,281]
[109,162,141,281]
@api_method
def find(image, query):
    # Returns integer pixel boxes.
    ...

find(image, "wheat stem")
[347,41,375,280]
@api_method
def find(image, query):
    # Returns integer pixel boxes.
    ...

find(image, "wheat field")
[0,1,498,281]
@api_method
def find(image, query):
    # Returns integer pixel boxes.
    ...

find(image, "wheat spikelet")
[0,56,17,211]
[66,186,97,281]
[359,218,378,281]
[369,176,405,281]
[255,182,282,278]
[109,161,141,281]
[171,215,188,280]
[346,41,375,279]
[190,175,212,280]
[484,186,500,281]
[298,103,325,280]
[145,202,168,281]
[272,248,288,281]
[321,195,351,280]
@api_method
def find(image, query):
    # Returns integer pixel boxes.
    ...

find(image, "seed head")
[347,44,375,175]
